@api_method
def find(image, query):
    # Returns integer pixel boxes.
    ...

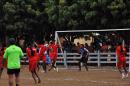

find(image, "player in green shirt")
[2,38,23,86]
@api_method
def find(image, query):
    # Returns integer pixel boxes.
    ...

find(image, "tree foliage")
[0,0,130,37]
[0,0,51,40]
[46,0,130,30]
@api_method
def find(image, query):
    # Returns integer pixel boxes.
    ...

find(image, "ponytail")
[29,46,35,56]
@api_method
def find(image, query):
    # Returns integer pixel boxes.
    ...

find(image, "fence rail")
[56,51,130,68]
[21,52,130,69]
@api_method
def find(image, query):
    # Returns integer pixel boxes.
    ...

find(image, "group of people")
[77,41,129,79]
[26,40,59,83]
[0,38,59,86]
[0,37,129,86]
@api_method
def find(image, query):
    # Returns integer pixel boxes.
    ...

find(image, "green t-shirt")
[4,45,23,69]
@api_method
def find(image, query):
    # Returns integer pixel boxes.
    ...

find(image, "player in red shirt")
[26,43,41,83]
[49,40,59,72]
[39,42,47,73]
[0,46,4,79]
[116,41,128,79]
[0,44,7,79]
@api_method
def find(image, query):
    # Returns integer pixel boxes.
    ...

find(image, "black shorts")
[80,57,88,63]
[7,69,20,76]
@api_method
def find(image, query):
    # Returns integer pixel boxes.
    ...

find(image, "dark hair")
[117,41,124,52]
[28,42,35,56]
[81,44,84,47]
[29,47,35,56]
[117,41,122,46]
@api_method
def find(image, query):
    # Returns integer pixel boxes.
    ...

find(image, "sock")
[16,84,19,86]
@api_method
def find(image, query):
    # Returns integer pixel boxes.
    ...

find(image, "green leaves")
[85,11,97,20]
[108,0,126,10]
[0,0,47,35]
[46,0,130,30]
[90,1,98,9]
[0,0,130,33]
[3,2,16,14]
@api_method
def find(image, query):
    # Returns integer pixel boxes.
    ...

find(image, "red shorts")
[29,61,37,72]
[117,57,126,69]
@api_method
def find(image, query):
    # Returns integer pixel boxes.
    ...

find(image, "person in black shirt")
[79,44,89,71]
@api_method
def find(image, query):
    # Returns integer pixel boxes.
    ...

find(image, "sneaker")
[122,73,125,79]
[81,63,83,67]
[125,73,128,78]
[53,68,56,70]
[41,70,47,73]
[56,68,59,72]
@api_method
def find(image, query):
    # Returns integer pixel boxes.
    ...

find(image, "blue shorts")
[46,55,51,64]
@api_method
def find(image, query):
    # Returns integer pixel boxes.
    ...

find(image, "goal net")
[55,29,130,70]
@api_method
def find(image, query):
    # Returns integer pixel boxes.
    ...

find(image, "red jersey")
[26,47,39,62]
[0,48,3,68]
[49,43,58,53]
[49,43,59,60]
[0,47,7,68]
[116,45,126,69]
[26,47,39,71]
[39,44,46,62]
[116,45,126,58]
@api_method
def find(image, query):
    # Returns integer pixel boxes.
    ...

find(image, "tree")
[0,0,53,43]
[0,0,130,44]
[46,0,130,30]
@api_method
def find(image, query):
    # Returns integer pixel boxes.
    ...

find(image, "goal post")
[55,28,130,71]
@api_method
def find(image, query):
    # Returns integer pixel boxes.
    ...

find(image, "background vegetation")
[0,0,130,42]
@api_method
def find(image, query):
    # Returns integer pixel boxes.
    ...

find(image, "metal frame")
[55,28,130,71]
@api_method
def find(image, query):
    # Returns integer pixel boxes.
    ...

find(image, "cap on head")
[9,38,16,45]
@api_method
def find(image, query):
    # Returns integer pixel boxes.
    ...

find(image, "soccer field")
[0,66,130,86]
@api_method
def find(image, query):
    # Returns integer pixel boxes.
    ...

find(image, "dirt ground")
[0,66,130,86]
